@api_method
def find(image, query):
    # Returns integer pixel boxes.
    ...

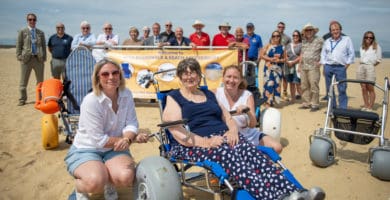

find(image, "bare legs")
[73,155,135,194]
[361,83,375,110]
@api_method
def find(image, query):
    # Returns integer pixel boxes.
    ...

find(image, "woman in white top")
[215,65,282,153]
[65,59,148,200]
[357,31,382,111]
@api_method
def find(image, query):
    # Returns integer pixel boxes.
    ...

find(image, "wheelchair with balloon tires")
[133,69,324,200]
[309,75,390,181]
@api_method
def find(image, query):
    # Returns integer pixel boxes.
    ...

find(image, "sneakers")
[310,107,320,112]
[67,190,89,200]
[104,184,118,200]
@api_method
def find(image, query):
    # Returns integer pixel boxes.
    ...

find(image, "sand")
[0,48,389,200]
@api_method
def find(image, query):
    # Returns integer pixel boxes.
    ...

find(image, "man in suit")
[142,22,162,46]
[16,13,46,106]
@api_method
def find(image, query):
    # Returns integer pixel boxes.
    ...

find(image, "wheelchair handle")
[229,107,250,115]
[158,119,188,128]
[153,68,177,76]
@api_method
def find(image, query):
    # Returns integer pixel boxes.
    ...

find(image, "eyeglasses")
[272,35,281,38]
[56,26,64,29]
[28,18,36,22]
[364,36,374,40]
[82,27,90,30]
[277,26,285,29]
[100,70,120,78]
[165,24,172,27]
[293,34,299,37]
[104,27,113,30]
[182,71,198,77]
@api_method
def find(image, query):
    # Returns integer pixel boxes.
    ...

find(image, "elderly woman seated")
[162,58,325,200]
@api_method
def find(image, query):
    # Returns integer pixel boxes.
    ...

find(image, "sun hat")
[218,22,231,30]
[302,23,319,34]
[192,20,205,28]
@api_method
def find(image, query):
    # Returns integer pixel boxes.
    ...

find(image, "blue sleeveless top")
[168,89,229,137]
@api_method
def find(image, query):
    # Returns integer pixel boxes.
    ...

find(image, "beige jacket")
[16,27,46,63]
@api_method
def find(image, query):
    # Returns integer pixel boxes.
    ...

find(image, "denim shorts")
[64,145,131,176]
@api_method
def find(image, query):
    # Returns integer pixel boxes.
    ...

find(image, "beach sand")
[0,48,389,200]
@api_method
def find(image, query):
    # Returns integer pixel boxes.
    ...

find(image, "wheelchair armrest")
[158,119,188,128]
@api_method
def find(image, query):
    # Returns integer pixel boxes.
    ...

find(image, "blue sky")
[1,0,390,51]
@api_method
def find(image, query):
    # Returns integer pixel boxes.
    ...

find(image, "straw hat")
[218,22,231,30]
[192,20,205,28]
[302,23,319,34]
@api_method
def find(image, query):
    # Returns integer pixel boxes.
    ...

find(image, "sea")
[1,38,390,58]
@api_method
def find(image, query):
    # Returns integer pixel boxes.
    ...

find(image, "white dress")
[215,87,263,145]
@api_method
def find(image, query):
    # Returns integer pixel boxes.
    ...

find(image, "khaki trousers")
[300,68,320,107]
[19,56,44,102]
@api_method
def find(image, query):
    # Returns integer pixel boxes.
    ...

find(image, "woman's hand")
[135,133,149,143]
[113,137,130,151]
[208,135,225,148]
[223,130,239,148]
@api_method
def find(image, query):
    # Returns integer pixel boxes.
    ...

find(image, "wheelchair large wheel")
[133,156,183,200]
[41,114,59,150]
[309,137,335,167]
[261,107,281,141]
[370,149,390,181]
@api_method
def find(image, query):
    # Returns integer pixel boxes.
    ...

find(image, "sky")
[1,0,390,52]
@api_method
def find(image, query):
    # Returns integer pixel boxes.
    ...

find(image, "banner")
[107,48,238,99]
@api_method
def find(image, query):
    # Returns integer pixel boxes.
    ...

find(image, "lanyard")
[330,37,342,53]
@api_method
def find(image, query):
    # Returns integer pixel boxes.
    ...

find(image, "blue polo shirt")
[48,33,73,59]
[244,33,263,60]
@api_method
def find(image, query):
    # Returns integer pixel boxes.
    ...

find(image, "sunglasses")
[277,26,285,29]
[100,70,120,78]
[272,35,281,38]
[104,27,113,30]
[293,34,299,37]
[364,36,374,40]
[28,18,36,22]
[82,27,90,30]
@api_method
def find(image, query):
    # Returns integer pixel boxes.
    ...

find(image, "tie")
[106,35,110,40]
[31,29,37,55]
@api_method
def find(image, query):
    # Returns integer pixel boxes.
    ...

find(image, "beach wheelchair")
[35,46,95,148]
[133,69,322,200]
[309,75,390,181]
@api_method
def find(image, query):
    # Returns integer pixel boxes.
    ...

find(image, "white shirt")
[360,44,382,65]
[92,33,119,62]
[96,33,119,45]
[73,88,139,151]
[320,36,355,66]
[215,87,261,145]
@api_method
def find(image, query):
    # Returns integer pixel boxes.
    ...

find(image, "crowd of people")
[14,12,385,200]
[16,13,383,112]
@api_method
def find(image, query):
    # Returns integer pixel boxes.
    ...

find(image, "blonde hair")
[92,58,126,96]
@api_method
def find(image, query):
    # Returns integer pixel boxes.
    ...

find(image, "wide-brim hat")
[192,20,205,28]
[218,22,231,30]
[302,23,319,34]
